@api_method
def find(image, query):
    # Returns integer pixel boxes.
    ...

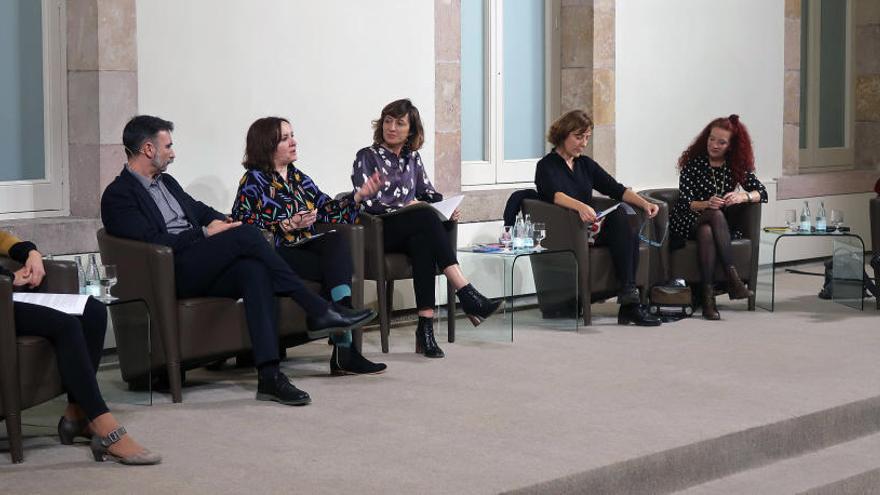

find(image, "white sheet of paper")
[595,203,621,220]
[12,293,91,315]
[430,194,464,221]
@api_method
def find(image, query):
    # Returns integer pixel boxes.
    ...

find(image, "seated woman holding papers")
[0,230,160,465]
[535,110,661,327]
[351,98,499,358]
[231,116,385,375]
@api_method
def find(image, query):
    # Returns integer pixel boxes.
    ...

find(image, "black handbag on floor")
[648,279,694,320]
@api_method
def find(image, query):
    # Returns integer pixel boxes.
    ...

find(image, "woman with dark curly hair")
[670,115,768,320]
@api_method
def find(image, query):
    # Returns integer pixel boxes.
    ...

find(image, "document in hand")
[595,203,620,220]
[430,194,464,221]
[12,293,90,315]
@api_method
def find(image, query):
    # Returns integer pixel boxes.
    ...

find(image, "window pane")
[0,0,45,181]
[461,0,485,162]
[503,0,544,161]
[818,0,846,149]
[799,0,808,149]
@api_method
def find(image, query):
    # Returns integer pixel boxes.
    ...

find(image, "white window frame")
[0,0,69,219]
[798,0,854,173]
[461,0,560,188]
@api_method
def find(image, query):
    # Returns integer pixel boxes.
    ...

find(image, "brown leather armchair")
[1,258,78,463]
[870,196,879,309]
[96,224,365,403]
[640,188,760,310]
[520,197,651,325]
[358,204,457,353]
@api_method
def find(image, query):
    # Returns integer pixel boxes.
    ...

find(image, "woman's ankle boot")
[702,285,721,320]
[415,317,444,358]
[456,284,502,326]
[725,266,753,300]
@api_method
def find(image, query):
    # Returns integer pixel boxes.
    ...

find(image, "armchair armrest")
[96,228,181,379]
[0,274,20,437]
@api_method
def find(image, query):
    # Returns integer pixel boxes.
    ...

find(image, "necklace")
[709,162,725,197]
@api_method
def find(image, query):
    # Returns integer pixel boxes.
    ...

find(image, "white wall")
[136,0,435,212]
[616,0,785,190]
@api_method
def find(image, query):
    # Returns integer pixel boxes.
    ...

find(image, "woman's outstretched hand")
[354,171,382,203]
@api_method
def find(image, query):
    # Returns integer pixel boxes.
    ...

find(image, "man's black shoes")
[330,346,387,376]
[617,303,662,326]
[256,371,311,406]
[306,303,375,339]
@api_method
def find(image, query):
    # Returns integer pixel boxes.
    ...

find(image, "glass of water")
[830,209,844,228]
[97,264,118,302]
[784,209,797,232]
[533,222,546,250]
[500,226,512,251]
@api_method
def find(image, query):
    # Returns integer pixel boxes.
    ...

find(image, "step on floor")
[677,432,880,494]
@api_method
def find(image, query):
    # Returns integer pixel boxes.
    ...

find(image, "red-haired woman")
[670,115,767,320]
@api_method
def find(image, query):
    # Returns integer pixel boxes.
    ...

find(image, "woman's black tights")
[13,298,109,420]
[695,209,733,285]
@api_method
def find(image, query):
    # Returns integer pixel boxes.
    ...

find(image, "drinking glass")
[784,209,797,232]
[533,222,546,250]
[97,264,118,302]
[500,226,512,251]
[830,209,844,228]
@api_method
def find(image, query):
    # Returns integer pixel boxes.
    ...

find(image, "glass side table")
[756,230,866,312]
[456,247,579,341]
[102,298,153,406]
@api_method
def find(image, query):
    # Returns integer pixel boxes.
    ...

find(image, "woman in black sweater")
[535,110,660,326]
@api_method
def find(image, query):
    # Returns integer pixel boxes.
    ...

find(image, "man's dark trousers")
[173,225,330,366]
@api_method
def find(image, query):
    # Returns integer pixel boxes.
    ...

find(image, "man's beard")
[151,154,172,173]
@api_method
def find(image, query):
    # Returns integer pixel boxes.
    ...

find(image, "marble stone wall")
[783,0,801,176]
[561,0,594,156]
[855,0,880,169]
[435,0,462,196]
[591,0,615,177]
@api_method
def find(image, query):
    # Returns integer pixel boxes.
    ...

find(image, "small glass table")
[102,297,153,406]
[456,247,579,341]
[756,230,866,311]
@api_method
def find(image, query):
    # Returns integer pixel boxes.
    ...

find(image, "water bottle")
[512,214,525,250]
[75,255,87,295]
[799,201,812,232]
[523,214,534,250]
[86,253,101,297]
[815,201,827,232]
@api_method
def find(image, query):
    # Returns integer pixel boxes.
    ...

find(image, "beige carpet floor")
[2,262,879,494]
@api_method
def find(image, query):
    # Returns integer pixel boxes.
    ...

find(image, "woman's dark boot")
[725,266,753,300]
[415,317,444,358]
[702,284,721,320]
[456,284,502,326]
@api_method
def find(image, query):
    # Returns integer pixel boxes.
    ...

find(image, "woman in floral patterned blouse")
[670,114,767,320]
[352,99,500,359]
[232,116,386,375]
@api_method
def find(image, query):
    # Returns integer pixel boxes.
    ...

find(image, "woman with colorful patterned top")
[231,116,386,375]
[1,231,160,465]
[352,99,500,359]
[670,114,768,320]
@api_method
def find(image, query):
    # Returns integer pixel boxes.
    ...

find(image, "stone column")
[434,0,462,195]
[560,0,594,154]
[783,0,801,175]
[67,0,137,218]
[855,0,880,169]
[592,0,615,175]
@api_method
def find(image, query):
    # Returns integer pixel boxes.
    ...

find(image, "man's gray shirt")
[125,164,193,234]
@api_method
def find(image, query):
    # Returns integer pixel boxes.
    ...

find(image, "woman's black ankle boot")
[456,284,502,326]
[415,317,444,358]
